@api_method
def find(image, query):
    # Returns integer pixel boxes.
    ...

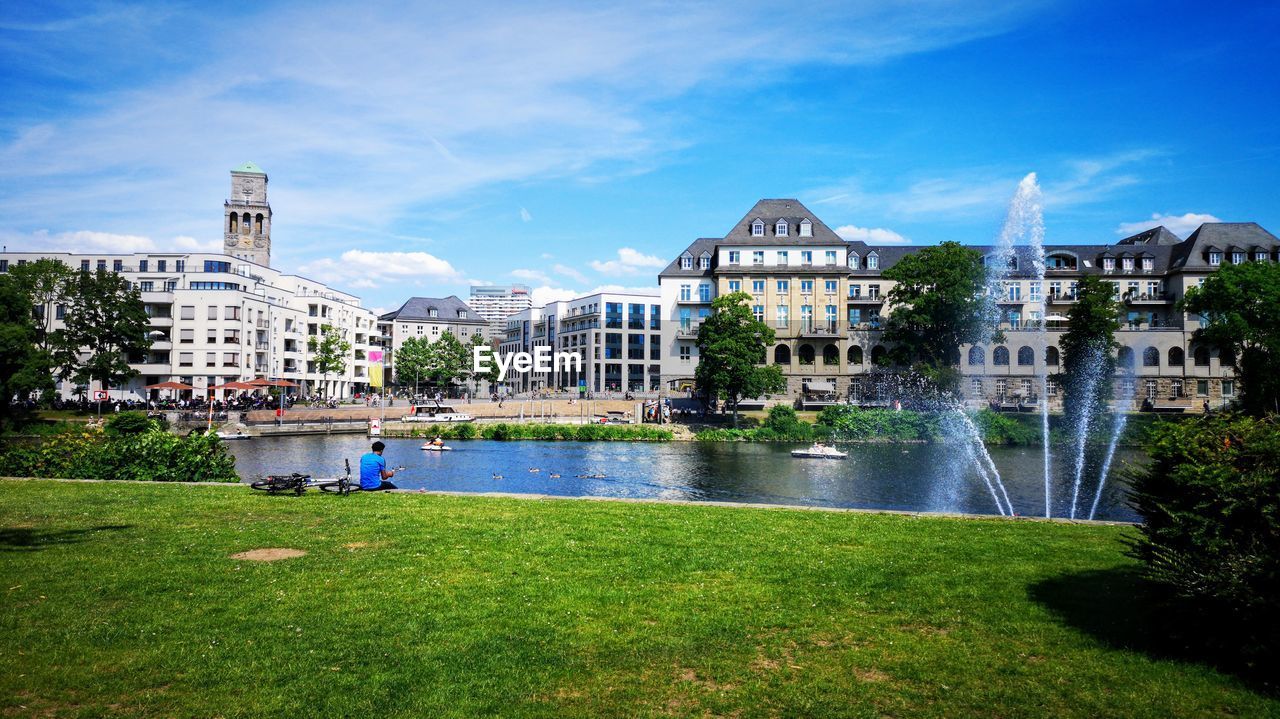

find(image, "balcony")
[676,295,713,304]
[847,322,883,333]
[1124,292,1172,305]
[798,320,841,337]
[255,341,270,350]
[675,324,702,338]
[1046,293,1078,304]
[846,295,884,304]
[148,315,174,327]
[256,319,269,329]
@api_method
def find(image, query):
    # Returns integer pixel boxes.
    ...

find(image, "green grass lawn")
[1,481,1274,718]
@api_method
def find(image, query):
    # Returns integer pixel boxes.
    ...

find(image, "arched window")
[255,213,265,233]
[1017,346,1034,366]
[847,345,863,364]
[968,346,985,366]
[229,213,238,233]
[1168,347,1184,366]
[870,345,887,365]
[822,344,839,366]
[1194,346,1210,366]
[1142,347,1159,367]
[773,345,791,365]
[798,344,815,365]
[1045,346,1060,366]
[241,212,251,234]
[1117,346,1135,370]
[993,346,1009,366]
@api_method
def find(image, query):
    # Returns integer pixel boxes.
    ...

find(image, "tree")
[7,259,75,403]
[695,291,787,425]
[881,242,990,394]
[307,324,352,397]
[466,333,491,397]
[393,336,432,393]
[1180,261,1280,415]
[53,270,152,399]
[1058,275,1121,424]
[425,331,470,388]
[0,275,44,423]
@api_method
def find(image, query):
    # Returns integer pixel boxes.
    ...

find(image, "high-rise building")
[223,162,272,267]
[469,284,532,338]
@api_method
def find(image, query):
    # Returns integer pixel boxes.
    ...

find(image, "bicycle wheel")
[317,478,353,495]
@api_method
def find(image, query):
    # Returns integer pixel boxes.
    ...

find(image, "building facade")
[378,296,489,387]
[660,199,1277,411]
[1,164,381,401]
[499,290,663,394]
[468,284,532,339]
[0,251,380,400]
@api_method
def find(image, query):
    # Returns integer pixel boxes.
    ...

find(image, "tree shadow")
[1028,566,1276,695]
[0,524,132,552]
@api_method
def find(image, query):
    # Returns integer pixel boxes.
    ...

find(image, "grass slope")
[1,481,1274,718]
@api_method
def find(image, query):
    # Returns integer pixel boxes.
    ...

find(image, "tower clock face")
[254,237,266,248]
[225,236,237,247]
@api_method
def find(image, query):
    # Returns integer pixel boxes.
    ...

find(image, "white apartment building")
[468,284,532,338]
[499,290,663,394]
[0,165,381,401]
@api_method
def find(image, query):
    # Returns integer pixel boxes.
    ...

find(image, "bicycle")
[250,459,406,496]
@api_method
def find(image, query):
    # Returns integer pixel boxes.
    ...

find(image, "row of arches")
[773,343,887,366]
[960,344,1226,368]
[968,345,1055,367]
[228,212,267,235]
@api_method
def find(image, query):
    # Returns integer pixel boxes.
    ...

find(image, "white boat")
[791,443,847,459]
[420,443,452,451]
[402,403,474,423]
[216,431,252,441]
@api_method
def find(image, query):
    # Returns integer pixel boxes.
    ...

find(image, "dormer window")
[1102,257,1116,271]
[848,253,860,270]
[458,310,468,319]
[751,219,764,237]
[1255,251,1268,262]
[866,252,879,270]
[1142,258,1154,271]
[428,308,438,318]
[799,218,812,237]
[699,254,711,269]
[1122,257,1134,272]
[1208,251,1222,266]
[776,220,788,237]
[1231,251,1244,265]
[680,253,693,270]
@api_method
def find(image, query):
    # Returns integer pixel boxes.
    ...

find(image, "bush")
[0,425,238,482]
[104,411,158,436]
[758,405,813,441]
[971,409,1041,445]
[1129,413,1280,670]
[814,406,940,442]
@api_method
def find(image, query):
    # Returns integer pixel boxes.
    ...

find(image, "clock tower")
[223,162,272,267]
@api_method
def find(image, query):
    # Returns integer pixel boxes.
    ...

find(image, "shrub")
[0,425,238,482]
[1129,413,1280,670]
[971,409,1040,445]
[758,405,813,441]
[104,411,158,436]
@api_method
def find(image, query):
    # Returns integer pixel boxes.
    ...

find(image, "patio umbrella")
[208,381,258,391]
[247,377,298,387]
[144,381,195,391]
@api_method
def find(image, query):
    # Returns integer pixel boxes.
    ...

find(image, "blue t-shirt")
[359,452,387,490]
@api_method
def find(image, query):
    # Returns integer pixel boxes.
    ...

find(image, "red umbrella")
[144,381,196,390]
[208,381,258,391]
[248,377,299,388]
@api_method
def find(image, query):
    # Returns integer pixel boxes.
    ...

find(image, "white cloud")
[588,247,666,275]
[527,283,659,307]
[297,249,461,290]
[834,224,911,244]
[553,263,589,284]
[1116,212,1220,240]
[511,268,552,283]
[0,229,221,253]
[539,252,554,260]
[519,207,533,223]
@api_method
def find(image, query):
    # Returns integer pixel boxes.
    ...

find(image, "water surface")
[227,437,1142,522]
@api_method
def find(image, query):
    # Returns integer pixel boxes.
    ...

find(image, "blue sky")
[2,1,1277,311]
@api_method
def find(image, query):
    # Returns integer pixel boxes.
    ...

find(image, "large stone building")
[659,199,1278,411]
[223,162,273,267]
[499,290,662,394]
[0,165,381,401]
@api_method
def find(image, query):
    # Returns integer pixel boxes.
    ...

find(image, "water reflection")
[226,437,1141,522]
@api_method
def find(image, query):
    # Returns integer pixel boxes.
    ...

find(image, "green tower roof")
[231,161,266,175]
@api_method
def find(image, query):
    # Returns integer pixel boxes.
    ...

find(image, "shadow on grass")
[0,524,132,552]
[1028,566,1276,695]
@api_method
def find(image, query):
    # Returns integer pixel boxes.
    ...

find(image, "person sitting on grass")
[360,441,397,491]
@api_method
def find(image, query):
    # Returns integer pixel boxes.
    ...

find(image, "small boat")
[216,431,252,441]
[420,443,452,451]
[791,443,847,459]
